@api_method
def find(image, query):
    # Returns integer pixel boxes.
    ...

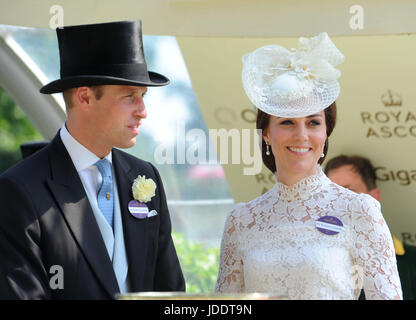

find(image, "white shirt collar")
[60,123,112,172]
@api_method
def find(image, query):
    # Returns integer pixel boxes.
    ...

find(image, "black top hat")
[40,20,169,94]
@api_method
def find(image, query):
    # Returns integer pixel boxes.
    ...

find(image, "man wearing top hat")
[0,20,185,299]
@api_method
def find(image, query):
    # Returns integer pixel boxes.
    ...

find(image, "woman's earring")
[321,152,325,158]
[266,143,271,156]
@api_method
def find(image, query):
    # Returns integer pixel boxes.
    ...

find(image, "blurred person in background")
[325,154,416,300]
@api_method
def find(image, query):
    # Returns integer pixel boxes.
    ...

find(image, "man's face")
[327,164,380,201]
[89,85,147,150]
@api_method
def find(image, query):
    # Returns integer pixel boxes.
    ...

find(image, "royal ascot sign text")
[153,121,262,175]
[361,90,416,138]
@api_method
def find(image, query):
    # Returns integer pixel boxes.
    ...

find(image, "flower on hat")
[132,175,156,203]
[242,32,345,118]
[262,33,343,99]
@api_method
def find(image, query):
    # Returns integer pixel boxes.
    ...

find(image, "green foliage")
[172,231,219,293]
[0,87,43,173]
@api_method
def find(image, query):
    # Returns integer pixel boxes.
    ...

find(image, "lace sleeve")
[351,194,403,300]
[215,204,245,293]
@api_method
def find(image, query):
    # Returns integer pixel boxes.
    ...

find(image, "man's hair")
[324,155,377,190]
[63,86,104,109]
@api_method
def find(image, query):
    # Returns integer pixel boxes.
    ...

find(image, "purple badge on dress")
[316,216,343,235]
[128,200,149,219]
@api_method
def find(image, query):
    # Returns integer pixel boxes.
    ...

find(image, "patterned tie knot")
[95,158,112,180]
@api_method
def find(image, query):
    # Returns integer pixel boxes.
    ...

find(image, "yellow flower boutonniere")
[132,175,156,203]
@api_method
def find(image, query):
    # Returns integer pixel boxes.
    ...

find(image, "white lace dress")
[215,166,402,299]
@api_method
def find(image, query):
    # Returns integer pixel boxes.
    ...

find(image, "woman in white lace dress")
[215,33,402,299]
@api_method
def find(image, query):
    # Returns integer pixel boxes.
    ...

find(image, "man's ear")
[368,188,381,201]
[75,87,93,109]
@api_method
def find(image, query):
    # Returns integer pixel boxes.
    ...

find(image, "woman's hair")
[256,101,337,173]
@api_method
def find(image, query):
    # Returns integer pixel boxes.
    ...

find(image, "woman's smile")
[287,146,312,155]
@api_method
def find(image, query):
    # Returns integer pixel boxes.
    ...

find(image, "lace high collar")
[273,165,330,202]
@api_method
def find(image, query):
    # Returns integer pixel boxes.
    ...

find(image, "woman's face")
[263,111,327,180]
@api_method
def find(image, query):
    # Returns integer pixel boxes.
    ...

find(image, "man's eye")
[126,94,139,100]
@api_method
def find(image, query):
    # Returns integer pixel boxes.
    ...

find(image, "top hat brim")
[40,71,169,94]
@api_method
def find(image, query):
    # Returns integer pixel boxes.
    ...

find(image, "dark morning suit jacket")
[0,132,185,299]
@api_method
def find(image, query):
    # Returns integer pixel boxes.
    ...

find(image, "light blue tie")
[95,159,114,230]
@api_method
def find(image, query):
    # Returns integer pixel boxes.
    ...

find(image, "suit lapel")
[45,134,120,297]
[112,149,149,292]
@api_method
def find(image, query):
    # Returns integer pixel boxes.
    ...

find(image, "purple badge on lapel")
[128,200,149,219]
[316,216,343,235]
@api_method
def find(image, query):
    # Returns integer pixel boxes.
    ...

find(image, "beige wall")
[0,0,415,36]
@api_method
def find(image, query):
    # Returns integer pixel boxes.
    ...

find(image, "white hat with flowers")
[242,32,345,118]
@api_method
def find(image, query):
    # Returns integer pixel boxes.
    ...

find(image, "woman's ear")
[262,128,270,145]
